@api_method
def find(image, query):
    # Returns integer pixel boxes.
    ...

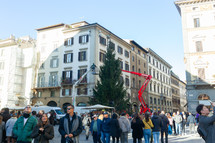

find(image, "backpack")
[197,124,207,141]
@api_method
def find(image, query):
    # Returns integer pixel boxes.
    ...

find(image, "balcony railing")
[61,78,73,85]
[37,82,60,88]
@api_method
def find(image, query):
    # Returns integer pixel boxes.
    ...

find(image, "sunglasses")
[25,106,31,109]
[67,108,73,110]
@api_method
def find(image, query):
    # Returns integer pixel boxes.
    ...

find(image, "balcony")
[35,82,61,89]
[61,78,74,85]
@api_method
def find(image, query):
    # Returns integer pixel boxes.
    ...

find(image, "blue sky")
[0,0,185,81]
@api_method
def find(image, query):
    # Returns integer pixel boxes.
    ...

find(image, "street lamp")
[72,63,98,108]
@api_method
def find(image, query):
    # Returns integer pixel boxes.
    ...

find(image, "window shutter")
[62,71,65,80]
[79,36,82,43]
[71,53,73,62]
[62,89,65,96]
[64,54,67,63]
[78,52,81,61]
[64,40,68,46]
[70,71,73,81]
[69,89,72,95]
[83,51,86,60]
[99,52,101,62]
[86,35,89,42]
[71,38,74,45]
[50,59,53,68]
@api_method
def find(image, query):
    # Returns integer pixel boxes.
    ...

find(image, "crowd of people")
[0,104,201,143]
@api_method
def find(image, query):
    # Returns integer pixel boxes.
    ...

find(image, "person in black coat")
[110,113,121,143]
[31,113,54,143]
[151,112,163,143]
[160,111,169,143]
[131,113,145,143]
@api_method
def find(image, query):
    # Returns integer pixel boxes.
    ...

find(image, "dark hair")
[196,104,204,115]
[145,113,150,122]
[67,104,74,109]
[32,111,37,115]
[153,112,158,116]
[37,113,50,127]
[112,113,118,119]
[121,112,126,116]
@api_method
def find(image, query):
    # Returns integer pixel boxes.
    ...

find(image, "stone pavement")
[50,125,205,143]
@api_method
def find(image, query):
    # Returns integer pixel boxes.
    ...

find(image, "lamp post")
[72,63,98,108]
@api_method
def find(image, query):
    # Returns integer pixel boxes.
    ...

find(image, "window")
[132,78,135,88]
[40,63,45,69]
[144,63,146,68]
[153,59,155,65]
[79,35,89,44]
[149,69,151,75]
[157,85,160,93]
[139,80,141,89]
[120,76,124,84]
[153,70,155,78]
[38,91,42,98]
[64,37,74,46]
[194,18,200,27]
[138,50,140,55]
[78,69,87,83]
[150,97,152,104]
[196,41,203,52]
[154,84,156,92]
[49,72,58,87]
[64,53,73,63]
[138,69,141,73]
[99,36,106,46]
[148,56,151,63]
[119,61,123,69]
[132,66,135,72]
[50,57,59,68]
[138,60,140,65]
[38,73,45,87]
[77,88,88,95]
[78,51,87,61]
[125,77,129,86]
[62,89,71,96]
[125,63,129,71]
[109,41,115,50]
[132,46,134,51]
[150,83,152,91]
[99,52,106,63]
[158,99,160,105]
[154,98,157,104]
[132,56,135,62]
[125,50,129,58]
[198,68,205,80]
[50,90,55,97]
[62,71,72,83]
[0,62,4,70]
[117,46,123,54]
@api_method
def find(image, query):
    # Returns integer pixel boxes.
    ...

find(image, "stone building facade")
[175,0,215,113]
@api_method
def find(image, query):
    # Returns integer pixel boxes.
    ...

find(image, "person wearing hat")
[101,112,111,143]
[90,115,102,143]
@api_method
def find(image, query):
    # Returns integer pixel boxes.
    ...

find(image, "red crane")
[122,70,152,114]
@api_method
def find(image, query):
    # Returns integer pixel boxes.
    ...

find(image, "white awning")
[199,100,211,106]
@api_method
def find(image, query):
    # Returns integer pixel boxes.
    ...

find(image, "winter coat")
[31,124,54,143]
[90,119,102,136]
[101,117,111,133]
[151,115,162,132]
[110,119,121,137]
[58,113,82,143]
[0,122,5,143]
[13,115,37,142]
[198,107,215,143]
[118,116,131,133]
[187,115,196,124]
[160,114,169,131]
[131,118,144,139]
[6,117,17,136]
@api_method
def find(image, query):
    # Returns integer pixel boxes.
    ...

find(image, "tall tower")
[175,0,215,113]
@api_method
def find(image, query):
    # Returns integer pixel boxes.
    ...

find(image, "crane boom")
[121,70,152,114]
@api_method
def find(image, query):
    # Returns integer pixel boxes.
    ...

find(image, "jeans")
[101,132,110,143]
[161,130,168,143]
[175,123,182,135]
[153,132,160,143]
[189,123,195,134]
[93,131,102,143]
[143,129,151,143]
[112,136,119,143]
[120,132,128,143]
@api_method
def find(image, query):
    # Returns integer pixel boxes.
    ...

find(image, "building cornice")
[36,23,65,31]
[146,48,172,68]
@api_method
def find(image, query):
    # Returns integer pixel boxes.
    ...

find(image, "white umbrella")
[81,104,114,109]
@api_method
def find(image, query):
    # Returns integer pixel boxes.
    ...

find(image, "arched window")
[154,98,157,104]
[47,101,57,107]
[150,97,153,104]
[198,94,210,100]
